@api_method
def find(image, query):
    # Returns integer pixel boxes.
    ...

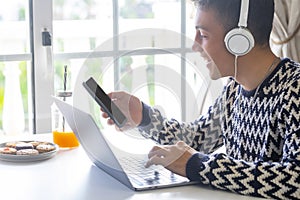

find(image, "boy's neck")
[235,48,279,91]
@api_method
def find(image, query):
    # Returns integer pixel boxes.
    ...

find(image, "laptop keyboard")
[119,156,184,186]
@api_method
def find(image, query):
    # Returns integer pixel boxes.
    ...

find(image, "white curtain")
[270,0,300,62]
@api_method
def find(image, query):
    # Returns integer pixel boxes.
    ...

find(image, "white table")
[0,133,263,200]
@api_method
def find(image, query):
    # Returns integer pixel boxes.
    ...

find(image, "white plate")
[0,141,59,162]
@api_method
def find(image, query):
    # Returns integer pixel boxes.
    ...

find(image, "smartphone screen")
[82,77,127,128]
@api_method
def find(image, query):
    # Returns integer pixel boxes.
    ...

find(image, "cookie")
[16,149,39,155]
[5,141,19,148]
[29,141,41,148]
[0,147,17,155]
[15,143,34,150]
[36,144,55,153]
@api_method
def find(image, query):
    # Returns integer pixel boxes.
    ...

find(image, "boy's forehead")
[194,8,220,30]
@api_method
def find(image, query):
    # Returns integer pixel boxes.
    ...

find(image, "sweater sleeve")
[137,93,225,154]
[185,144,300,199]
[137,102,152,127]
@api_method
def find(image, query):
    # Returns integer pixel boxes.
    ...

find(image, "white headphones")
[224,0,255,56]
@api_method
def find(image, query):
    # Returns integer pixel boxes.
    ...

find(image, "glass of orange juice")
[51,91,79,148]
[52,130,79,148]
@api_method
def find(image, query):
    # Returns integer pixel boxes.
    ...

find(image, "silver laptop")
[53,98,196,191]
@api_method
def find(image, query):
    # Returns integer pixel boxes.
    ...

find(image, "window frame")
[31,0,54,133]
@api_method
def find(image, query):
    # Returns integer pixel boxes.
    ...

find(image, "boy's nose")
[192,40,203,52]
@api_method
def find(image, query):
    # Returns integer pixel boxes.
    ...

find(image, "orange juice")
[53,130,79,148]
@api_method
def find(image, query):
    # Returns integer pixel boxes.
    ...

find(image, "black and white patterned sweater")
[138,58,300,199]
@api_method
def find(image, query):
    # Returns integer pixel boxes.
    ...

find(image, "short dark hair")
[192,0,274,46]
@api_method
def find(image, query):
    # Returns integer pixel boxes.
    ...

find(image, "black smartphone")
[82,77,127,128]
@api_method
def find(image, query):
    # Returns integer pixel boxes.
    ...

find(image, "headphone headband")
[238,0,249,27]
[224,0,255,56]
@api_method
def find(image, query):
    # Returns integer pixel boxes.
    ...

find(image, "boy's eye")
[200,32,208,38]
[199,33,206,39]
[197,30,207,39]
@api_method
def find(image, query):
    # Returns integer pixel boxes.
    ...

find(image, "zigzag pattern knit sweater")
[138,58,300,199]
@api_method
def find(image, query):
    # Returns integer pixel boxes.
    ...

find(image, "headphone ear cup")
[224,28,255,56]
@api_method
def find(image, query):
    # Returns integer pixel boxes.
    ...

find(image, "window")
[0,0,32,135]
[0,0,223,134]
[53,0,219,127]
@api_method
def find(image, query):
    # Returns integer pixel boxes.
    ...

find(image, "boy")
[103,0,300,199]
